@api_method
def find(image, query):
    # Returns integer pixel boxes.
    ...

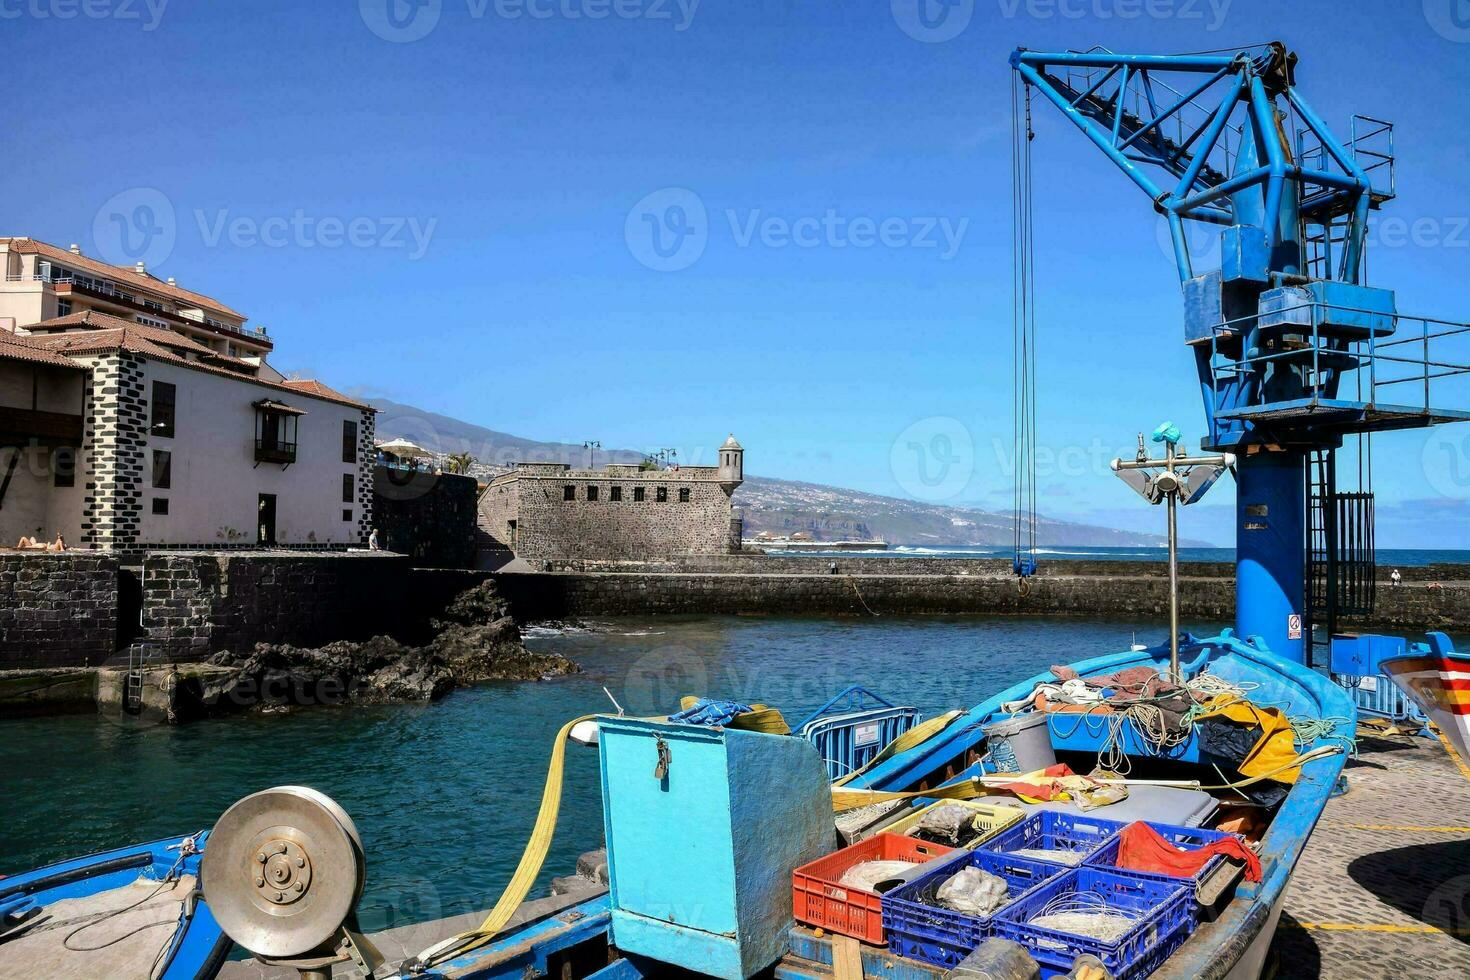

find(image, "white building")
[0,237,374,550]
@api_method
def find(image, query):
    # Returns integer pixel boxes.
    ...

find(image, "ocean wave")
[522,620,607,639]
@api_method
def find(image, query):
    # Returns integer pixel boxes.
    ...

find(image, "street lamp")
[1112,422,1234,683]
[583,440,601,468]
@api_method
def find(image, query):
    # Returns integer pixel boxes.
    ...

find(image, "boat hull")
[0,834,231,980]
[1381,642,1470,765]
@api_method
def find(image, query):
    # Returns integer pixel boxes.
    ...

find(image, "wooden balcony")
[0,406,83,447]
[254,439,297,465]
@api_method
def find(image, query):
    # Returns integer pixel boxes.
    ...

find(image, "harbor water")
[0,614,1454,939]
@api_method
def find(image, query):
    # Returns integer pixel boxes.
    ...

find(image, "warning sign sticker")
[1288,614,1303,641]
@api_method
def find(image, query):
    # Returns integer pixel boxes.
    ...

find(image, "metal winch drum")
[203,786,380,977]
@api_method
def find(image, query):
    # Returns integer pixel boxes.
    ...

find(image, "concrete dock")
[1271,728,1470,978]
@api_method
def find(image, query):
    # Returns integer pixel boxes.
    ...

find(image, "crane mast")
[1011,42,1470,664]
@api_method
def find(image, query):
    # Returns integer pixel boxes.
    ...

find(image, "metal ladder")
[1305,449,1377,666]
[124,643,154,714]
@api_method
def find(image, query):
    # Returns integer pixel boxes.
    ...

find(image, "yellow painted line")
[1322,823,1470,833]
[1285,921,1470,936]
[1433,726,1470,784]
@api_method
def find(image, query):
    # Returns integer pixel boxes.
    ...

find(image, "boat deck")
[1270,728,1470,978]
[212,730,1470,980]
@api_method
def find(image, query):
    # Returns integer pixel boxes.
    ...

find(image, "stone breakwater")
[199,580,580,714]
[493,555,1470,634]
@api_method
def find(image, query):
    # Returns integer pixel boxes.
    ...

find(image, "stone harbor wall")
[2,549,1466,672]
[142,552,415,660]
[372,466,478,568]
[0,552,118,668]
[491,562,1469,635]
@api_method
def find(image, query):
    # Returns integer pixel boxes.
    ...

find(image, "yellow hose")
[414,713,597,969]
[831,777,988,812]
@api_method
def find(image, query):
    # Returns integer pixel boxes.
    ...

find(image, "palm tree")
[446,452,475,475]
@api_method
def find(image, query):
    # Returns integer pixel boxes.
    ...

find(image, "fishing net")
[908,804,975,845]
[837,860,916,891]
[1026,891,1141,944]
[935,866,1009,915]
[1007,845,1090,866]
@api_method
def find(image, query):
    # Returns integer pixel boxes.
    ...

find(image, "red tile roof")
[0,330,84,370]
[27,311,221,358]
[25,316,374,414]
[3,237,245,319]
[279,379,368,408]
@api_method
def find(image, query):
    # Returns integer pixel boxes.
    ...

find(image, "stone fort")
[478,436,744,561]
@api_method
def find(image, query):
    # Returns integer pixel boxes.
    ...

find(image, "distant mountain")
[370,398,1194,548]
[370,398,645,474]
[734,476,1199,548]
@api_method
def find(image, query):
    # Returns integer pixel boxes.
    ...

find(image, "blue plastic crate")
[881,849,1063,968]
[1332,672,1428,728]
[979,811,1127,867]
[994,867,1194,979]
[1084,821,1238,895]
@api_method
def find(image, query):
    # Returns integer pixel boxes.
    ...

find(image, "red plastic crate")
[792,833,954,944]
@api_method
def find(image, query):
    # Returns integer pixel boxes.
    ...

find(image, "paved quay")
[1270,730,1470,978]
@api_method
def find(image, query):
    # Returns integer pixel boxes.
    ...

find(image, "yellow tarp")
[1194,695,1303,785]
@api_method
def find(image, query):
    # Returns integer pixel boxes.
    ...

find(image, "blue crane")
[1009,41,1470,664]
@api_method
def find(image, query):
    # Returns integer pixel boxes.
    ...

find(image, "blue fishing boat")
[294,628,1341,980]
[0,831,230,979]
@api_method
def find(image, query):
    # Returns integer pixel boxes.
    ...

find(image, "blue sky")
[8,0,1470,546]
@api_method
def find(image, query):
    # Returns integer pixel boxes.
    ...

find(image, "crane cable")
[1012,74,1039,588]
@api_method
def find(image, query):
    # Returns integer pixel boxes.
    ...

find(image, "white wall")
[0,361,87,545]
[137,360,366,546]
[0,446,50,544]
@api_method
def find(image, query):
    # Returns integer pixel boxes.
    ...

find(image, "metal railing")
[4,270,268,339]
[1207,302,1470,427]
[254,439,297,464]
